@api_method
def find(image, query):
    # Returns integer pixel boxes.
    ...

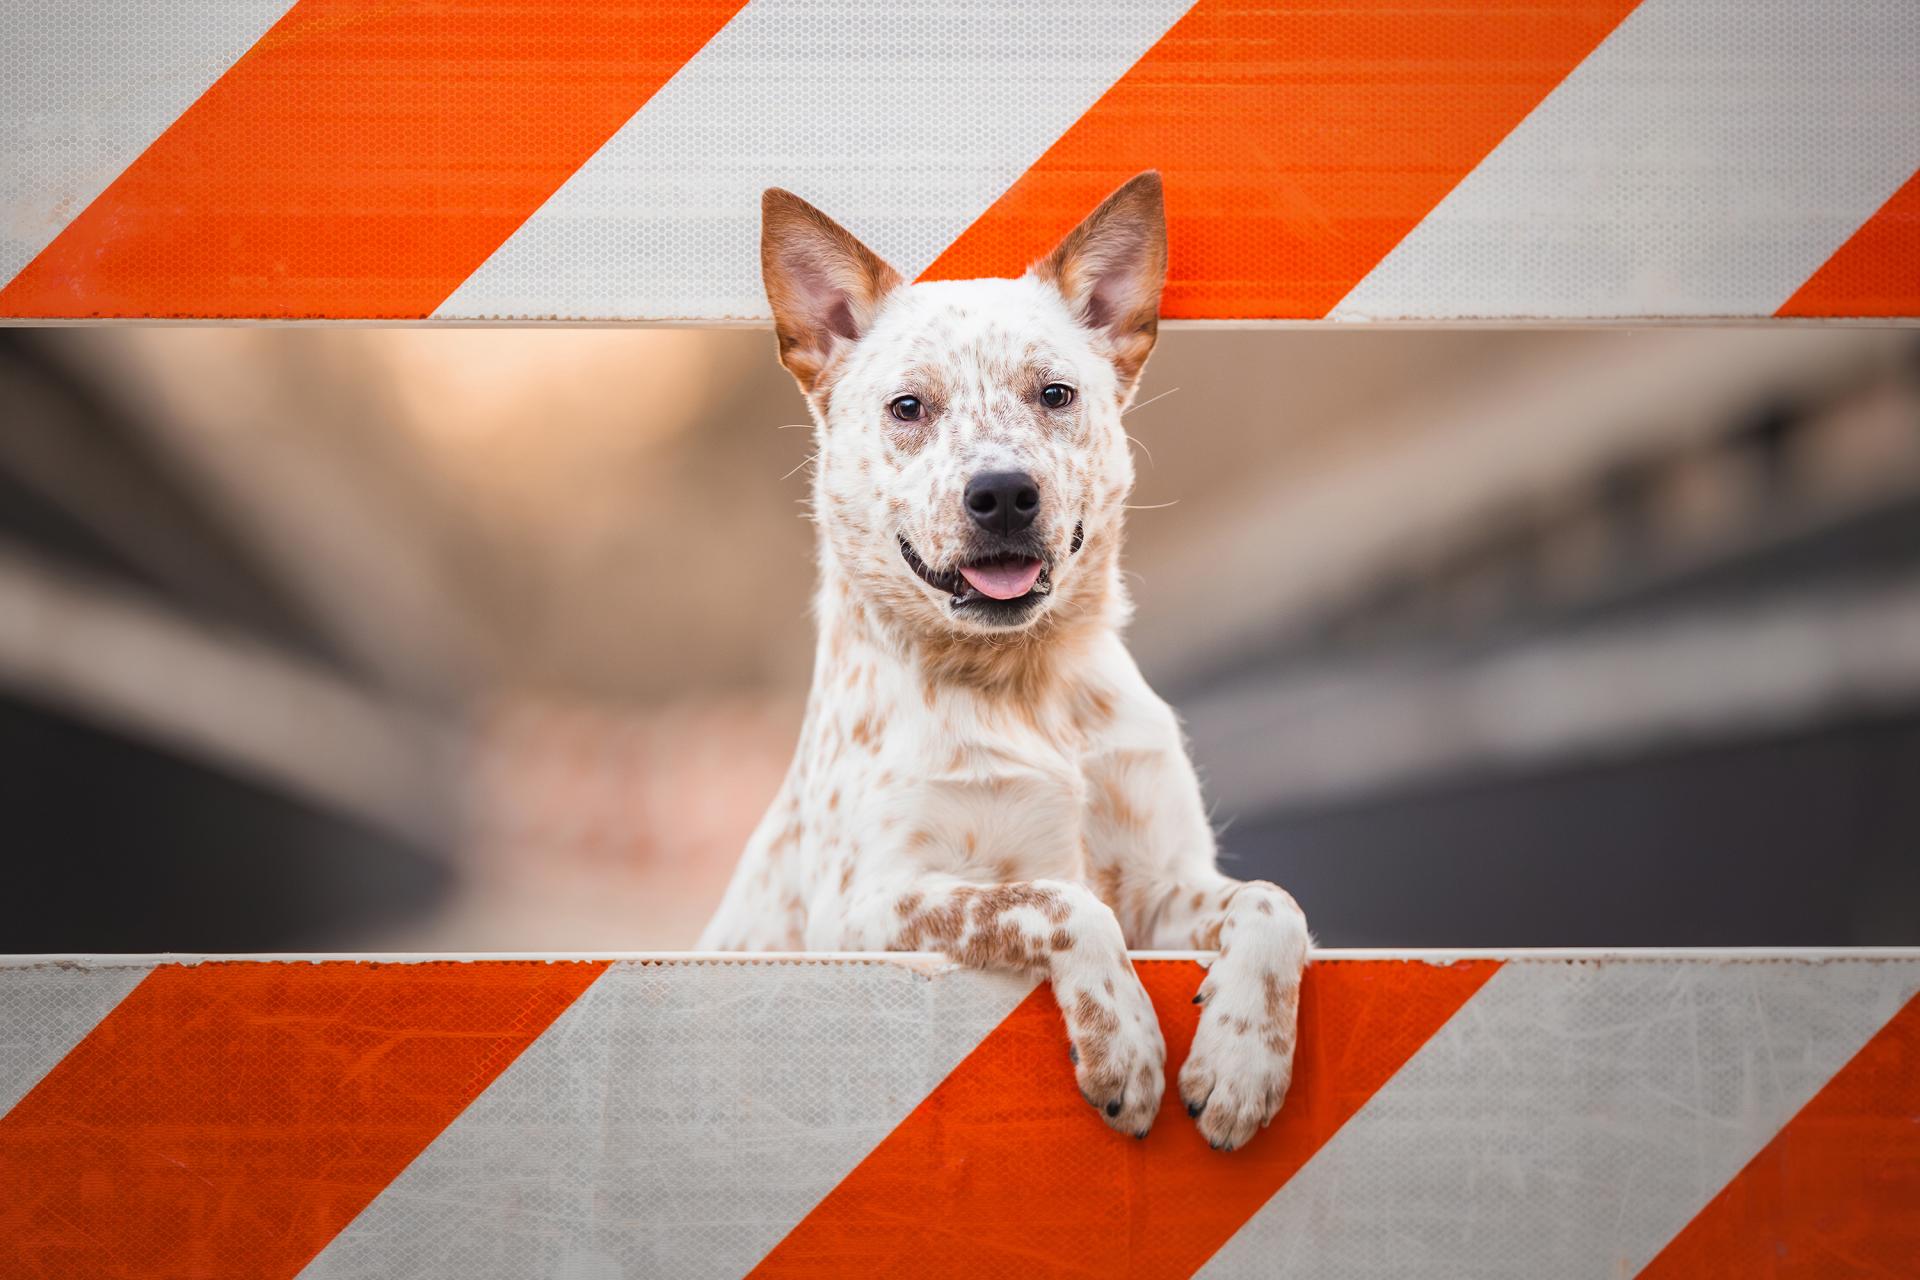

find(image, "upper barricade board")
[3,1,1916,322]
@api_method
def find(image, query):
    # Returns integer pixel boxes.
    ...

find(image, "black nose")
[964,471,1041,536]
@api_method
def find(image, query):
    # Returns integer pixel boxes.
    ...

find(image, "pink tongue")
[958,557,1044,600]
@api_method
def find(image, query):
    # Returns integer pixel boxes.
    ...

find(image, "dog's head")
[762,174,1165,640]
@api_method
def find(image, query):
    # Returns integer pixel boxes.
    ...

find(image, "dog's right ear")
[761,190,902,394]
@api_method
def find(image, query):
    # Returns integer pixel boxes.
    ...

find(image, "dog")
[699,173,1309,1150]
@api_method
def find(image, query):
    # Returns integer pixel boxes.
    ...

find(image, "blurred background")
[3,324,1917,952]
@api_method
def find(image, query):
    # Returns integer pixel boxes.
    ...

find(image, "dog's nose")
[964,471,1041,536]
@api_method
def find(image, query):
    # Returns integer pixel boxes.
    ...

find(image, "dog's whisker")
[1122,386,1179,417]
[1123,499,1179,511]
[780,450,820,481]
[1124,432,1156,466]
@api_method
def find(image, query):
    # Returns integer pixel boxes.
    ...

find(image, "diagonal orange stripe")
[1777,168,1920,318]
[749,957,1500,1279]
[1637,993,1920,1279]
[0,0,744,319]
[0,959,607,1280]
[920,0,1641,319]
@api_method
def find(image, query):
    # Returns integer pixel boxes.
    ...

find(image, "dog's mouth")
[900,522,1084,619]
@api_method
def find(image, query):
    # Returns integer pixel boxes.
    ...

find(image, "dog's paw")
[1059,964,1166,1138]
[1179,962,1300,1151]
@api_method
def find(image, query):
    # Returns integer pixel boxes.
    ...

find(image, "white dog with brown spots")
[701,173,1309,1151]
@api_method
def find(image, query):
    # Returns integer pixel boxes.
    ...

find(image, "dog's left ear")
[1035,171,1167,395]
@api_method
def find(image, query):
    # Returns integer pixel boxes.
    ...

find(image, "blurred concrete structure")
[2,325,1916,949]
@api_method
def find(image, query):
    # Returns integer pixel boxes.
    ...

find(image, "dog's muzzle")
[899,521,1085,622]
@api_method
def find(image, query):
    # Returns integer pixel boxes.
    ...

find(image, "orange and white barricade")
[3,1,1915,322]
[1,951,1914,1276]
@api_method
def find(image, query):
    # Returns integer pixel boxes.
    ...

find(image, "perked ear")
[1034,171,1167,394]
[761,189,903,394]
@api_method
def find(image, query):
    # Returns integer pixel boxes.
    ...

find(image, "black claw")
[1192,993,1204,1004]
[1105,1100,1121,1118]
[1069,1045,1078,1064]
[1209,1140,1223,1151]
[1135,1130,1150,1140]
[1187,1101,1203,1118]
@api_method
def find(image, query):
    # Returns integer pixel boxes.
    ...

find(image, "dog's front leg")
[1140,876,1309,1150]
[841,876,1166,1137]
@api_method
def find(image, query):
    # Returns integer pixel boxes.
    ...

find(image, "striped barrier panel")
[0,951,1915,1277]
[3,2,1915,322]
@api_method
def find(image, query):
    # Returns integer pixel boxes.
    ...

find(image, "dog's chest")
[804,662,1108,881]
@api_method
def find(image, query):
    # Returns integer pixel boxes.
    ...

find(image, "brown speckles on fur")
[765,818,802,863]
[1070,680,1118,730]
[1067,990,1123,1088]
[975,883,1072,924]
[1112,879,1164,943]
[1263,969,1298,1024]
[960,919,1046,970]
[891,882,1075,970]
[1072,990,1118,1034]
[915,621,1070,707]
[896,887,974,951]
[1091,772,1145,834]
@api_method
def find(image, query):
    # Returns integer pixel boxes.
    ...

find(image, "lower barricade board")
[0,952,1914,1278]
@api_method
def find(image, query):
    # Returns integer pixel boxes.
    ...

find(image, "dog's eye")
[1040,383,1075,409]
[889,395,924,422]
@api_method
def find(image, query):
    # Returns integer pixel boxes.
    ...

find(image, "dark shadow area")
[1229,711,1920,947]
[2,695,450,951]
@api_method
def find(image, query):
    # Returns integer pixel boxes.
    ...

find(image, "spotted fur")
[700,174,1310,1148]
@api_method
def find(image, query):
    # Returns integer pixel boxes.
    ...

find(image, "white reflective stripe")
[1333,0,1920,320]
[0,963,146,1117]
[1199,958,1920,1279]
[436,0,1194,321]
[0,0,295,289]
[297,958,1033,1280]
